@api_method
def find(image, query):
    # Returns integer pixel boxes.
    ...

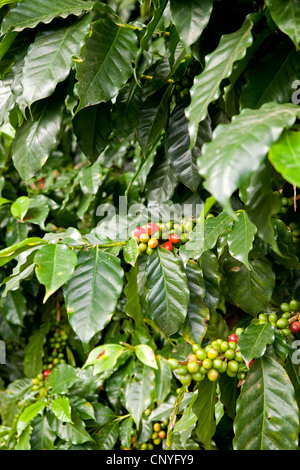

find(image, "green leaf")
[64,247,124,346]
[124,363,155,429]
[11,196,30,221]
[227,210,257,269]
[47,364,78,395]
[154,356,172,405]
[0,237,44,267]
[135,344,158,369]
[119,417,133,449]
[240,42,300,109]
[265,0,300,49]
[92,420,119,450]
[48,408,93,445]
[238,323,275,367]
[111,81,143,139]
[34,243,77,303]
[233,353,299,450]
[145,156,178,204]
[73,103,111,162]
[181,261,209,345]
[193,378,217,449]
[198,102,300,215]
[75,18,138,111]
[170,0,213,46]
[179,211,232,263]
[123,238,139,266]
[12,97,63,181]
[84,344,126,374]
[2,289,27,327]
[79,161,107,195]
[186,15,254,146]
[30,414,56,450]
[137,84,173,154]
[23,195,51,227]
[1,0,93,34]
[51,397,73,424]
[146,247,190,336]
[15,425,32,450]
[24,326,48,378]
[17,401,46,436]
[224,257,275,316]
[269,128,300,187]
[17,16,90,110]
[124,264,144,327]
[165,100,211,193]
[245,162,281,253]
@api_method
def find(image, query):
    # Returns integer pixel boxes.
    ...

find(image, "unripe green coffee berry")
[235,327,244,336]
[167,358,179,370]
[280,302,290,312]
[192,343,200,353]
[200,366,208,375]
[282,312,292,319]
[269,313,278,323]
[234,350,244,363]
[290,299,298,311]
[138,243,147,253]
[212,358,223,370]
[207,369,219,381]
[276,318,289,329]
[202,358,213,369]
[196,348,207,361]
[187,361,199,374]
[224,349,235,360]
[258,314,268,323]
[180,374,191,386]
[227,360,239,373]
[207,348,218,359]
[191,372,204,382]
[177,365,188,375]
[218,361,228,373]
[220,341,229,352]
[227,369,237,378]
[228,341,237,351]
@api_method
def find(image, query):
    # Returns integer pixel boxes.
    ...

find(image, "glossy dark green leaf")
[24,326,48,378]
[1,0,93,34]
[233,354,299,450]
[266,0,300,49]
[170,0,213,46]
[193,378,217,449]
[181,261,209,345]
[146,247,190,336]
[34,243,77,303]
[165,100,211,193]
[240,42,300,109]
[2,289,27,327]
[76,18,138,110]
[238,323,275,367]
[198,103,300,215]
[123,363,155,429]
[30,414,56,450]
[269,128,300,187]
[92,420,119,450]
[111,81,143,139]
[12,98,63,181]
[124,264,144,327]
[64,248,124,346]
[73,103,111,161]
[145,156,177,204]
[180,211,232,263]
[47,364,78,395]
[17,16,90,110]
[137,84,173,154]
[227,210,257,269]
[224,257,275,316]
[186,15,254,147]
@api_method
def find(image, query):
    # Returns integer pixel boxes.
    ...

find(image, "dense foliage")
[0,0,300,451]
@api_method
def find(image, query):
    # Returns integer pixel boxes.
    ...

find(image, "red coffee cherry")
[228,334,239,344]
[145,223,160,235]
[169,233,180,244]
[42,369,51,379]
[290,321,300,335]
[162,242,173,251]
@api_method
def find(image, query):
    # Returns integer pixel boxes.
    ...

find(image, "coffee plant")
[0,0,300,452]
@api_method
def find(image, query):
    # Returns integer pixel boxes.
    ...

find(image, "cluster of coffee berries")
[167,329,248,387]
[289,222,300,245]
[131,219,196,256]
[134,420,168,450]
[5,336,26,353]
[274,191,293,215]
[43,323,69,370]
[258,299,300,336]
[175,75,193,100]
[31,369,51,396]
